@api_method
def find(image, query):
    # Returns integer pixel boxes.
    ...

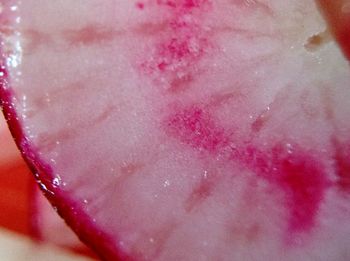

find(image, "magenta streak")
[165,105,330,233]
[137,0,212,88]
[139,0,330,234]
[156,0,209,9]
[166,106,228,152]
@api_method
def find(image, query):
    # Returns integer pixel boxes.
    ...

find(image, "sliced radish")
[1,0,350,260]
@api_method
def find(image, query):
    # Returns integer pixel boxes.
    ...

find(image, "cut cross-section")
[1,0,350,260]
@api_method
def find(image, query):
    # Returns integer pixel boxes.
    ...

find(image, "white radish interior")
[1,0,350,260]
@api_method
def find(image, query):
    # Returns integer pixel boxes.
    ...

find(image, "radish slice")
[1,0,350,260]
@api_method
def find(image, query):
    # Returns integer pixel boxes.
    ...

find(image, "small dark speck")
[304,30,331,52]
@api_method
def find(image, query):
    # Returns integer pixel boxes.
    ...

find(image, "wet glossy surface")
[1,1,350,260]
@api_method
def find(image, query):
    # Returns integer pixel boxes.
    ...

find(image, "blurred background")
[0,113,97,260]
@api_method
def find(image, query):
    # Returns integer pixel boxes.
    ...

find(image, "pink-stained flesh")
[1,0,350,260]
[164,104,330,233]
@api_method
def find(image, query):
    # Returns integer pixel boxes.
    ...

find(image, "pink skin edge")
[0,63,128,260]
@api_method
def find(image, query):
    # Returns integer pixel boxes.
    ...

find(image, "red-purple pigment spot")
[136,0,213,90]
[136,2,145,10]
[166,106,227,153]
[156,0,209,9]
[271,147,330,232]
[139,0,330,237]
[165,106,330,233]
